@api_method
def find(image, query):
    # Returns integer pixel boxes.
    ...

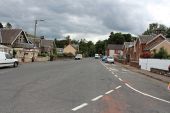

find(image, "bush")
[153,47,169,59]
[38,52,48,57]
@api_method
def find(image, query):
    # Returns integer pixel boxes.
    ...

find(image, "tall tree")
[6,22,12,29]
[166,28,170,38]
[0,22,3,28]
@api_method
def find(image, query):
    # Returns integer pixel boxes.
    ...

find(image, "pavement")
[116,62,170,84]
[0,58,169,113]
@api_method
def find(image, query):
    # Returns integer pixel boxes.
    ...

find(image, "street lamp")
[33,19,45,61]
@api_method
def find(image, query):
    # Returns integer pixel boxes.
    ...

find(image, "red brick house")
[132,34,168,61]
[106,44,123,58]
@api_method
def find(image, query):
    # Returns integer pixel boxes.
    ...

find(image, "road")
[0,58,169,113]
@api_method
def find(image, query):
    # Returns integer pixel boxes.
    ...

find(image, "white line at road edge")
[72,103,88,111]
[91,95,103,101]
[105,90,114,94]
[115,86,122,89]
[125,83,170,104]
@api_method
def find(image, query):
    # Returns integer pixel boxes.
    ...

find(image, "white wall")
[139,58,170,71]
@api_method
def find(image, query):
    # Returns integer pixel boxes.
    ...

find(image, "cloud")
[0,0,169,42]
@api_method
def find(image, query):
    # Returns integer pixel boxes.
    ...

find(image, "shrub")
[153,47,169,59]
[140,51,152,58]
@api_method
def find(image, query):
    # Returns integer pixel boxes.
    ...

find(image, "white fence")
[139,58,170,71]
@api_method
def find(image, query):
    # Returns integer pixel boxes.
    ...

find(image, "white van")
[0,52,19,68]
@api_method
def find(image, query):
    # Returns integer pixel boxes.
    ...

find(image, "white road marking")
[91,95,103,101]
[112,72,114,74]
[115,86,122,89]
[72,103,88,111]
[110,68,118,71]
[109,70,112,71]
[118,78,123,81]
[122,69,128,72]
[105,90,114,94]
[115,75,118,77]
[125,83,170,104]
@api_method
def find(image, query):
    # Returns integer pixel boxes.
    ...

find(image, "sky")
[0,0,170,43]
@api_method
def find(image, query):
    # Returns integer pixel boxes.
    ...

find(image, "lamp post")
[33,19,45,61]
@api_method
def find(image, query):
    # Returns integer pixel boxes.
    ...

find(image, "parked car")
[0,52,19,68]
[95,54,100,59]
[75,54,83,60]
[105,56,114,64]
[102,56,107,61]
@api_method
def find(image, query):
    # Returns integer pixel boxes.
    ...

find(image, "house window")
[19,35,24,43]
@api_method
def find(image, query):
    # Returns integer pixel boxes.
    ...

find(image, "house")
[123,42,134,62]
[0,29,38,61]
[106,44,124,57]
[132,34,170,61]
[27,35,56,55]
[0,44,12,53]
[63,44,78,56]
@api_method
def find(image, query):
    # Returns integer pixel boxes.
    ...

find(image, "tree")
[143,23,168,35]
[6,22,12,29]
[166,28,170,38]
[95,40,107,55]
[0,22,3,28]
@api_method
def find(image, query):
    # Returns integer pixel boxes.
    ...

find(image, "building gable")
[13,31,29,44]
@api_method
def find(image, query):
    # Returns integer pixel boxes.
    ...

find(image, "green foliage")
[54,39,68,48]
[0,22,3,28]
[38,52,48,57]
[95,40,107,55]
[153,47,169,59]
[166,28,170,38]
[13,49,17,58]
[79,39,95,57]
[6,22,12,29]
[143,23,169,36]
[107,32,133,44]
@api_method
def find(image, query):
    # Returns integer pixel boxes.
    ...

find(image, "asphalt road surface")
[0,58,169,113]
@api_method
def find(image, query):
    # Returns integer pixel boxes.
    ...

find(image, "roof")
[144,40,164,51]
[139,34,157,44]
[41,39,54,48]
[107,44,123,50]
[0,29,22,44]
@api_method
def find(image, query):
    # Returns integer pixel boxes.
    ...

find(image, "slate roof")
[107,44,124,50]
[138,34,157,44]
[0,29,22,44]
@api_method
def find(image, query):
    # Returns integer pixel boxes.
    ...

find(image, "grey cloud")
[0,0,157,40]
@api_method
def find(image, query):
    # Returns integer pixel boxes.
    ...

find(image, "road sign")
[168,83,170,91]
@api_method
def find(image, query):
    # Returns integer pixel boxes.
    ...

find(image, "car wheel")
[13,62,18,67]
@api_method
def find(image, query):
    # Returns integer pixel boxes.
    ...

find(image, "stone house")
[0,29,38,62]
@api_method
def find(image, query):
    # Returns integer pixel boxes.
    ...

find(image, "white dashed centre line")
[115,75,118,77]
[125,83,170,104]
[115,86,122,89]
[118,78,123,81]
[72,103,88,111]
[105,90,114,94]
[91,95,103,101]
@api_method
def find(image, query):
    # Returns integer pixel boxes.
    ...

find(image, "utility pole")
[33,19,45,61]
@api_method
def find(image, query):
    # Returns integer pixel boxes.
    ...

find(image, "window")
[19,35,24,43]
[5,54,12,59]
